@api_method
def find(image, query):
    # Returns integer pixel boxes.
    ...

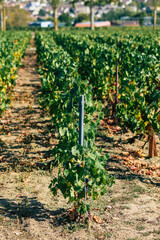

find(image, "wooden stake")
[153,134,158,156]
[148,129,158,158]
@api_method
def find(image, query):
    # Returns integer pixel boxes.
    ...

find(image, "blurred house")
[120,16,140,26]
[29,21,65,28]
[75,21,111,27]
[29,21,54,27]
[122,20,140,26]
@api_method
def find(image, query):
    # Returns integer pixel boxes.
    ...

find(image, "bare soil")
[0,36,160,240]
[0,37,55,172]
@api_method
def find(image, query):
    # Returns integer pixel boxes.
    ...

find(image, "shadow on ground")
[0,196,69,226]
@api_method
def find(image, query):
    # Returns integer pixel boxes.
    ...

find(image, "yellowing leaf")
[92,215,104,224]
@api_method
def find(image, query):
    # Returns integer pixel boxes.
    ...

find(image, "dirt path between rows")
[0,35,54,172]
[0,36,160,240]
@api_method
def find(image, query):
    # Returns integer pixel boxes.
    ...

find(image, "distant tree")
[59,13,73,26]
[118,1,123,7]
[100,8,134,21]
[46,16,54,21]
[153,0,160,29]
[0,0,6,31]
[85,0,100,30]
[146,0,160,29]
[84,0,106,30]
[39,9,46,16]
[74,13,90,24]
[6,7,31,28]
[134,11,148,25]
[47,0,61,30]
[72,0,118,30]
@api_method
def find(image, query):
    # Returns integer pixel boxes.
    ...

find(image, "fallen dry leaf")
[68,207,77,221]
[123,152,129,156]
[130,149,145,158]
[112,155,119,159]
[97,236,105,240]
[129,166,138,172]
[105,205,112,211]
[17,194,23,198]
[92,215,104,224]
[93,208,100,210]
[20,161,26,165]
[16,137,23,143]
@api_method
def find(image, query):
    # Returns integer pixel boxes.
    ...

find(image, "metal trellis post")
[79,95,84,146]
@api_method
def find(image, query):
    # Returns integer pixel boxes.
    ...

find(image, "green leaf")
[88,152,96,160]
[64,169,69,177]
[85,48,89,55]
[99,112,104,120]
[71,146,79,155]
[59,127,66,136]
[70,187,75,198]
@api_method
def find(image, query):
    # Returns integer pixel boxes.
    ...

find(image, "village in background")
[0,0,159,30]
